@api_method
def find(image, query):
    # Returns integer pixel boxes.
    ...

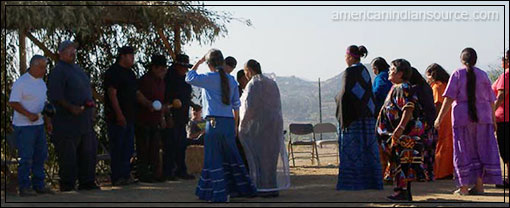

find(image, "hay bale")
[185,145,204,174]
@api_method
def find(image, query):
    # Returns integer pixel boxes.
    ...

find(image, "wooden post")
[19,29,26,74]
[173,25,181,55]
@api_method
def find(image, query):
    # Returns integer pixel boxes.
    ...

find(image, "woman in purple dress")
[434,48,502,195]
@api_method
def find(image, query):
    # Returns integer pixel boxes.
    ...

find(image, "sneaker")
[34,186,55,195]
[177,173,195,180]
[386,190,410,201]
[78,182,101,191]
[19,188,37,197]
[453,189,469,196]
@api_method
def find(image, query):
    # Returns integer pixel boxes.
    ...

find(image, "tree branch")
[25,32,58,61]
[157,28,176,60]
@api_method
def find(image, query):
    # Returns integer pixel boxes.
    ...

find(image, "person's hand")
[198,56,206,65]
[116,113,127,127]
[160,117,167,129]
[27,113,39,122]
[170,99,182,109]
[45,122,53,134]
[69,105,85,116]
[434,119,441,130]
[390,127,403,148]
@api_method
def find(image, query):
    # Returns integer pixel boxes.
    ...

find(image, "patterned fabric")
[418,130,437,182]
[195,117,256,202]
[336,63,376,129]
[376,82,426,189]
[337,118,383,190]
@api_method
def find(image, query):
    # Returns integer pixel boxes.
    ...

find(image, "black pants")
[163,123,188,177]
[52,131,98,188]
[135,124,163,180]
[497,122,509,164]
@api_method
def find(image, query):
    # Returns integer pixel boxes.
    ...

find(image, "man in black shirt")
[163,54,195,180]
[103,46,153,186]
[48,40,99,192]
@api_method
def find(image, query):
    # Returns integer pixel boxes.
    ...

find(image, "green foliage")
[1,1,250,186]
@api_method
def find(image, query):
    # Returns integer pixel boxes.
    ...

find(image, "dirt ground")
[1,145,508,207]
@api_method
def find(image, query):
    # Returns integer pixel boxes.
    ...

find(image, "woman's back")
[443,67,496,127]
[186,70,241,118]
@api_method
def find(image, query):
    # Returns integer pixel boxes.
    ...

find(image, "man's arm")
[8,102,39,122]
[108,87,126,126]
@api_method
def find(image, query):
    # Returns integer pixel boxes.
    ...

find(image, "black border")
[2,0,508,205]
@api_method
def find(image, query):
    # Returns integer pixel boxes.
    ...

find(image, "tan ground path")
[2,146,508,206]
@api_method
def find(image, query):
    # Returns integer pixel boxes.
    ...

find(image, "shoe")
[125,176,139,185]
[34,186,55,195]
[495,180,509,189]
[166,175,178,181]
[59,184,75,192]
[138,176,155,183]
[387,190,410,201]
[177,173,195,180]
[78,182,101,191]
[258,191,279,198]
[112,178,128,186]
[19,188,37,197]
[453,189,469,196]
[468,187,484,195]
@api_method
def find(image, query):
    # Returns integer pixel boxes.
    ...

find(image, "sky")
[184,1,509,81]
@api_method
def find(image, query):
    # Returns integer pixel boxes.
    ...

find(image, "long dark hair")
[461,47,478,122]
[425,63,450,84]
[371,57,390,74]
[206,49,230,105]
[409,67,427,86]
[347,45,368,60]
[246,59,262,75]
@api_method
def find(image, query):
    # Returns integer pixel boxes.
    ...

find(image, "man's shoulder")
[13,73,29,87]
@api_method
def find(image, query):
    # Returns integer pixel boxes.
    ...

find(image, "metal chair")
[287,123,320,167]
[313,123,339,164]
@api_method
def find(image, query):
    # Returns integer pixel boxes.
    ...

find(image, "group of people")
[8,42,290,202]
[8,40,508,202]
[335,45,509,201]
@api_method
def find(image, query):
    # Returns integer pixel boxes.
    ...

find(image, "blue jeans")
[13,125,48,190]
[107,122,135,182]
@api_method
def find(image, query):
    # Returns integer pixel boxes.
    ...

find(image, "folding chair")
[287,123,320,167]
[313,123,339,164]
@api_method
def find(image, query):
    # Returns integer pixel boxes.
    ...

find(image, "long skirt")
[195,117,256,202]
[452,123,502,187]
[392,135,424,189]
[337,118,384,190]
[419,130,436,181]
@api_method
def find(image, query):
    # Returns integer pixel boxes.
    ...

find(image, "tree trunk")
[19,30,26,74]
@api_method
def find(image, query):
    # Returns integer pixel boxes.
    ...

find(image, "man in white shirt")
[9,55,54,196]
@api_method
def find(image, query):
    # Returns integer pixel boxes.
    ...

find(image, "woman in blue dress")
[335,45,383,191]
[186,49,256,202]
